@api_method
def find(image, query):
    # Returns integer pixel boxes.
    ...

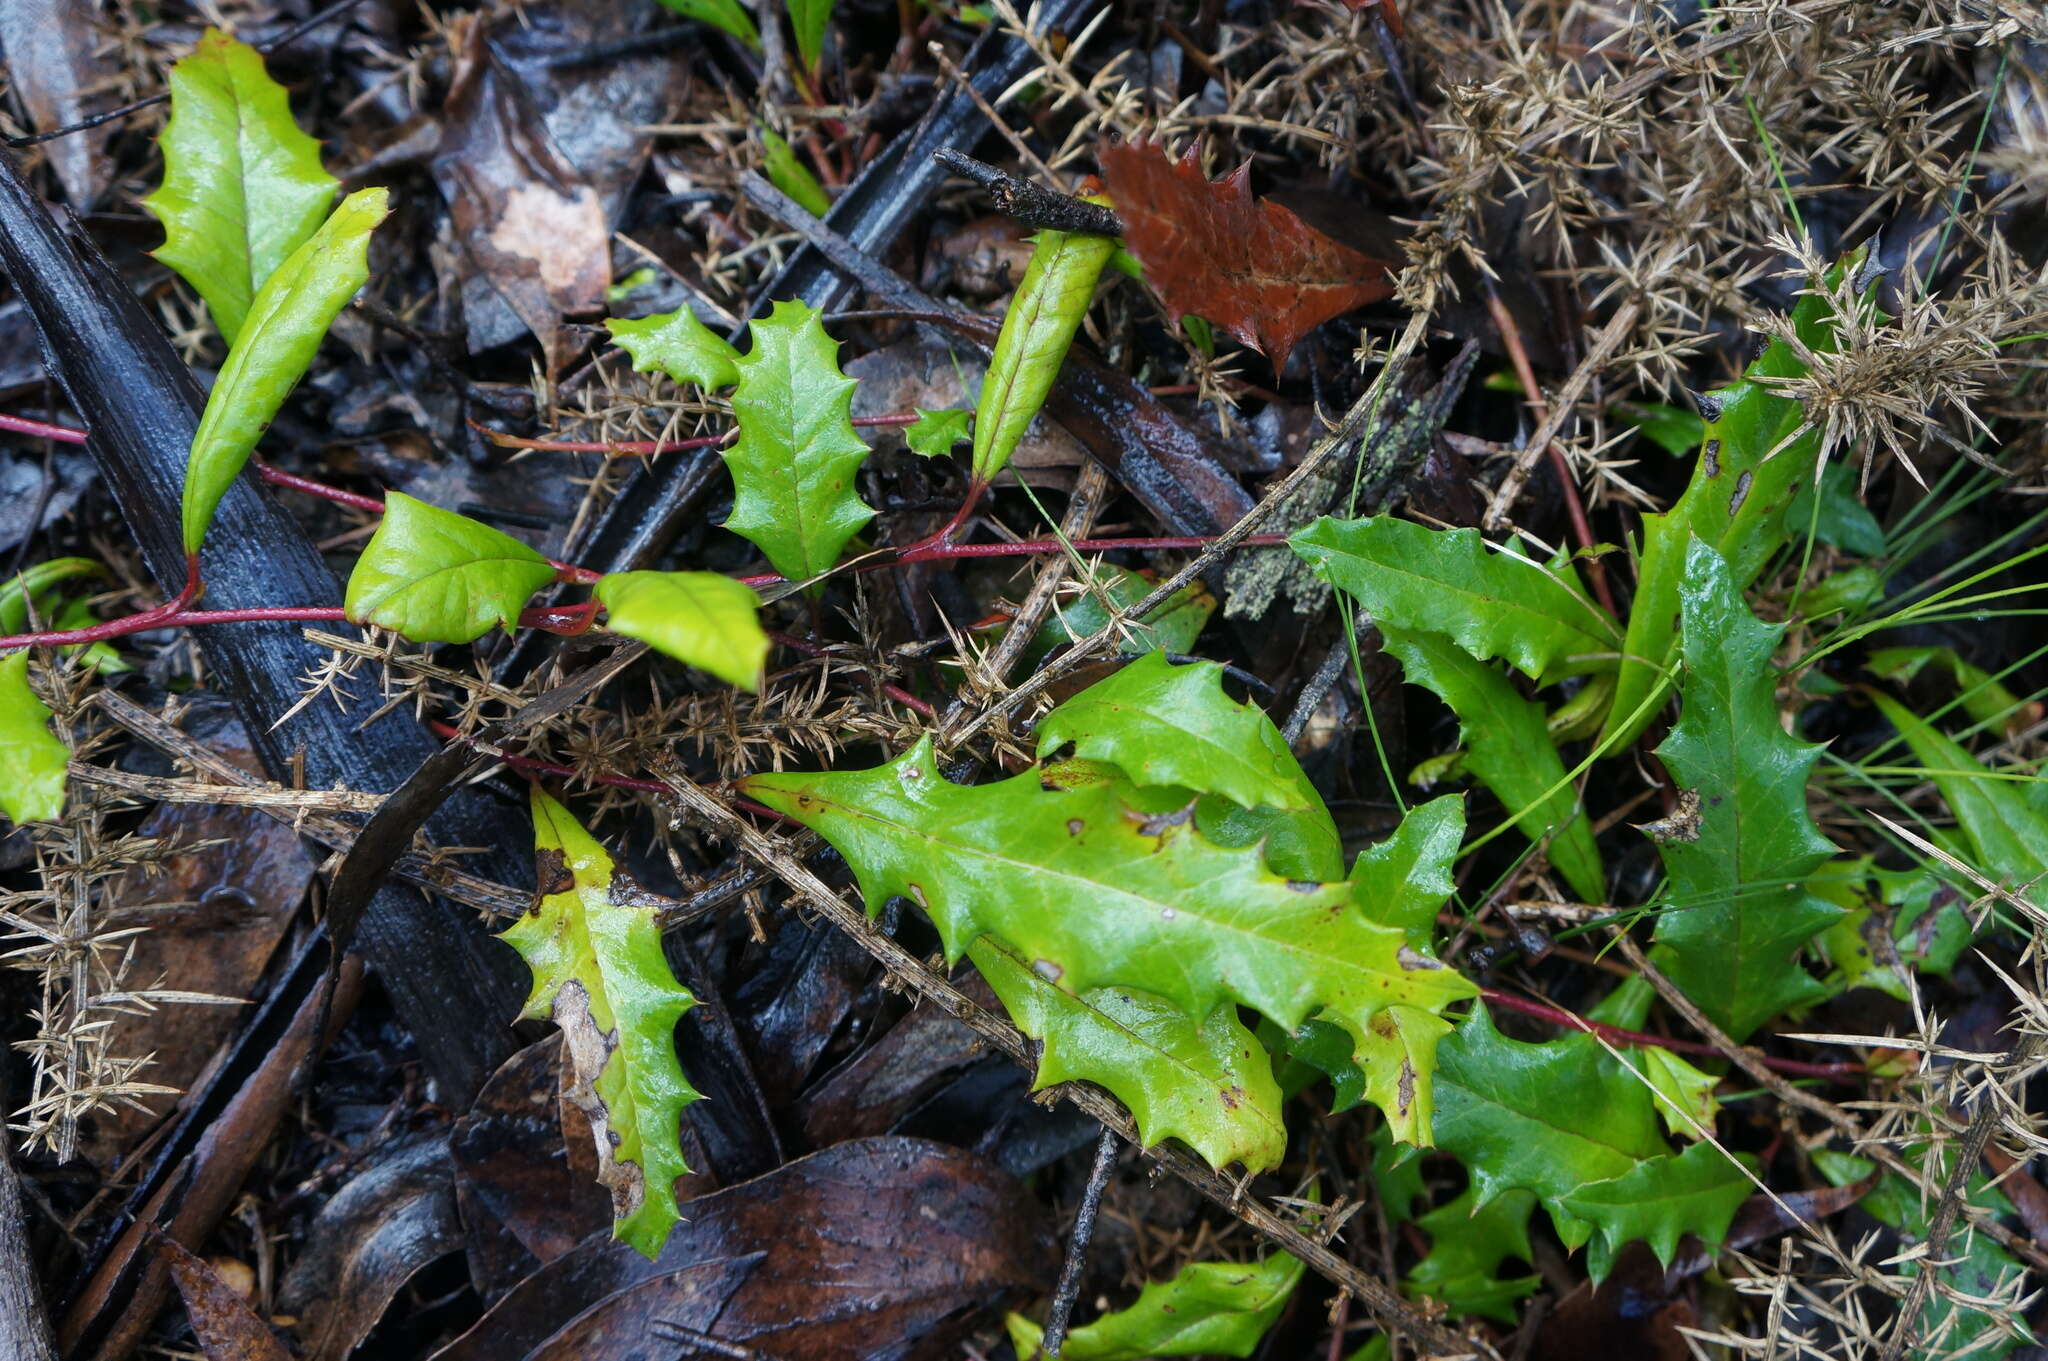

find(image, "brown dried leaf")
[159,1237,291,1361]
[432,13,610,372]
[0,0,115,209]
[1099,141,1394,372]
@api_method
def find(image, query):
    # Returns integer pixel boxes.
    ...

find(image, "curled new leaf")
[742,737,1474,1142]
[595,570,769,691]
[1008,1251,1304,1361]
[1649,538,1840,1040]
[972,937,1287,1173]
[0,651,67,825]
[500,789,702,1258]
[182,187,388,555]
[1099,141,1393,373]
[345,492,557,643]
[144,28,339,344]
[607,306,741,391]
[1291,516,1619,683]
[972,219,1117,483]
[722,300,875,584]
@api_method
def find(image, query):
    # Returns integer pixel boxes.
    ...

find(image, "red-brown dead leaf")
[1099,141,1395,373]
[159,1236,291,1361]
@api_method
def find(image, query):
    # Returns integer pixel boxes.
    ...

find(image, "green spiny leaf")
[1870,691,2048,907]
[596,570,768,691]
[1630,1046,1723,1141]
[742,737,1475,1142]
[972,223,1117,483]
[1290,516,1618,683]
[1007,1252,1305,1361]
[1432,1004,1666,1250]
[182,187,387,555]
[971,936,1286,1173]
[1405,1186,1540,1325]
[144,28,339,345]
[785,0,835,70]
[1035,650,1326,818]
[344,492,557,643]
[0,652,67,825]
[1378,627,1605,905]
[904,407,973,458]
[1602,251,1871,749]
[607,306,741,390]
[652,0,761,50]
[1648,538,1841,1040]
[758,121,830,217]
[1560,1140,1754,1279]
[500,789,702,1259]
[722,300,874,584]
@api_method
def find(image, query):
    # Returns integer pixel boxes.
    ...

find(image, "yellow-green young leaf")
[607,306,740,391]
[1035,651,1326,818]
[0,559,106,634]
[144,28,339,344]
[903,407,972,458]
[785,0,834,70]
[972,222,1117,484]
[0,652,67,825]
[595,570,768,691]
[971,936,1286,1173]
[652,0,761,50]
[742,737,1475,1142]
[758,121,830,217]
[345,493,557,643]
[722,300,875,584]
[182,188,388,555]
[1007,1252,1304,1361]
[500,789,702,1259]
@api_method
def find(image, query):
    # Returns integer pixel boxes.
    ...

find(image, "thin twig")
[1041,1127,1120,1356]
[933,149,1123,236]
[650,760,1496,1359]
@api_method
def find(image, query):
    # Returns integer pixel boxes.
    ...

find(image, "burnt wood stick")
[0,149,528,1101]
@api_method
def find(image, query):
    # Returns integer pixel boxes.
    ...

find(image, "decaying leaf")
[433,13,610,371]
[161,1235,293,1361]
[1099,141,1394,372]
[499,789,703,1258]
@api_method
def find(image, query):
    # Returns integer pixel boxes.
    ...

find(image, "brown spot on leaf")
[1220,1084,1243,1110]
[536,848,575,898]
[1636,788,1703,843]
[550,980,643,1222]
[1396,946,1445,971]
[1130,803,1196,838]
[1702,440,1721,477]
[1728,468,1753,516]
[1397,1060,1416,1115]
[1067,819,1085,836]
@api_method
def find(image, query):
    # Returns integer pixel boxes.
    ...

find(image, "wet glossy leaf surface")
[345,493,557,643]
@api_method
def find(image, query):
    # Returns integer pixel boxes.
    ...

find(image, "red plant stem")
[0,561,204,651]
[481,412,920,457]
[427,719,671,795]
[1479,987,1862,1082]
[1480,286,1619,619]
[0,411,88,443]
[767,629,937,717]
[895,531,1289,563]
[248,462,603,584]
